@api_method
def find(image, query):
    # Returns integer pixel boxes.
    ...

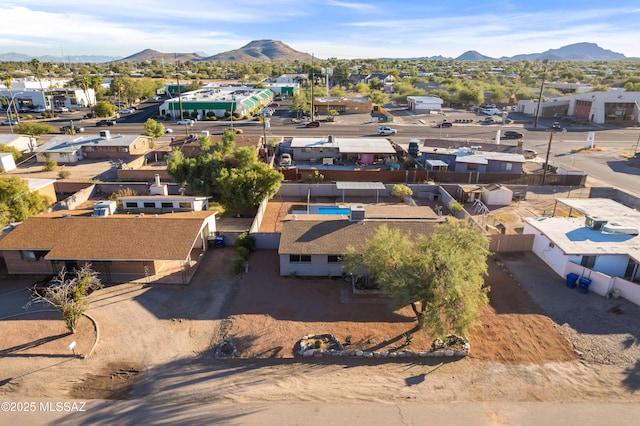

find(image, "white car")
[54,106,69,113]
[177,119,194,125]
[164,128,173,134]
[119,108,134,114]
[1,119,18,125]
[378,126,397,136]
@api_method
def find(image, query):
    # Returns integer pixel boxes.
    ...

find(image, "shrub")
[42,157,57,171]
[58,170,71,179]
[231,256,246,274]
[236,246,250,261]
[236,232,256,252]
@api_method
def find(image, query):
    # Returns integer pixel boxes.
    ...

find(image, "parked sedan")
[503,130,524,139]
[96,119,115,126]
[1,119,18,126]
[305,120,320,128]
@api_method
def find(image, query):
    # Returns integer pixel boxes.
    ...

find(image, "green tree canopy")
[342,219,490,337]
[14,122,58,137]
[166,132,282,215]
[0,177,51,226]
[143,118,165,139]
[94,101,116,118]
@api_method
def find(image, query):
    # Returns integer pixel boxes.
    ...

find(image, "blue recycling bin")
[578,277,592,294]
[214,235,225,248]
[566,273,579,289]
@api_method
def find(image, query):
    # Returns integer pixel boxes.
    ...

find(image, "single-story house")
[0,134,37,153]
[34,131,151,163]
[288,136,397,166]
[523,198,640,305]
[119,195,211,213]
[420,145,525,174]
[278,205,444,276]
[0,210,217,284]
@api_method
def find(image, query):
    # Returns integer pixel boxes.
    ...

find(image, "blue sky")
[2,0,639,59]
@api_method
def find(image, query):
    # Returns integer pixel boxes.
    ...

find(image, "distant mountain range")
[0,41,634,63]
[456,43,628,61]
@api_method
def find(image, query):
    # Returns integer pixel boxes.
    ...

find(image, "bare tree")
[27,264,103,333]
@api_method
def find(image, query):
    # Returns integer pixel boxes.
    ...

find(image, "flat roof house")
[523,198,640,305]
[34,131,151,163]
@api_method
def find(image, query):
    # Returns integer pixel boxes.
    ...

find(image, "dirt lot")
[1,245,640,406]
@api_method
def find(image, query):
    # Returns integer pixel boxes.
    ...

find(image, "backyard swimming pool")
[292,206,351,215]
[317,206,350,215]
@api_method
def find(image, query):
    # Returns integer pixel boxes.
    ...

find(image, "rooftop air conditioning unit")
[349,205,365,222]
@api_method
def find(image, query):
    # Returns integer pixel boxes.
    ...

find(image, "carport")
[336,181,386,203]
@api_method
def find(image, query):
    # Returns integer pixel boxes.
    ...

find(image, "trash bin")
[566,273,579,289]
[214,235,225,248]
[578,277,592,294]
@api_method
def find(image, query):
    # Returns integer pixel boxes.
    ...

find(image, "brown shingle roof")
[0,211,215,261]
[278,219,439,255]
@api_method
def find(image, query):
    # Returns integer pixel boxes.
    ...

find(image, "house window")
[20,250,36,261]
[467,163,479,171]
[328,255,342,263]
[161,202,173,208]
[125,202,137,208]
[581,255,596,268]
[179,202,191,209]
[143,202,155,208]
[290,254,311,263]
[500,163,513,171]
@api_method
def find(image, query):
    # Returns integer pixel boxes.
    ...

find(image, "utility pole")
[541,130,554,185]
[310,53,314,120]
[533,59,549,128]
[175,55,184,121]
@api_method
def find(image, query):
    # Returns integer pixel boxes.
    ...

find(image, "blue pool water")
[317,207,350,215]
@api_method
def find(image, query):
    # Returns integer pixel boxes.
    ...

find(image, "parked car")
[33,107,47,113]
[523,149,538,159]
[177,119,195,125]
[30,277,64,297]
[18,106,32,113]
[305,121,320,128]
[378,126,397,135]
[119,108,134,114]
[484,116,496,124]
[437,121,453,128]
[60,124,85,133]
[503,130,524,139]
[551,122,563,131]
[269,102,280,108]
[30,276,96,298]
[280,153,292,166]
[96,119,115,127]
[1,119,18,126]
[54,106,69,113]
